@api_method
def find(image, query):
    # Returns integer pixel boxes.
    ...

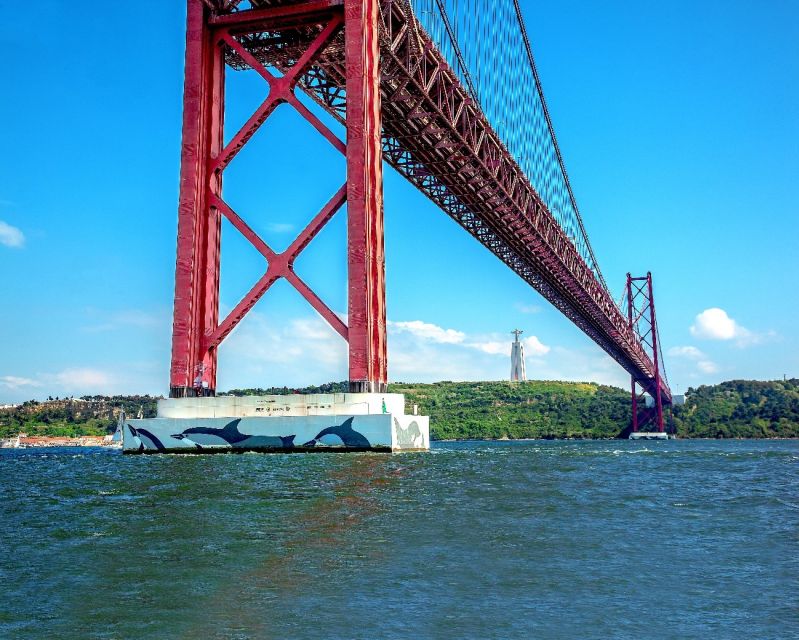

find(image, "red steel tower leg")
[170,1,224,397]
[627,274,638,432]
[345,0,387,393]
[648,273,665,432]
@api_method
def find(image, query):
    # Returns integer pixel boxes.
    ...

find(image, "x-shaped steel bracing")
[204,17,348,355]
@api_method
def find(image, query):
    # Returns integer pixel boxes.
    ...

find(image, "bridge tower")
[168,0,387,397]
[626,273,666,433]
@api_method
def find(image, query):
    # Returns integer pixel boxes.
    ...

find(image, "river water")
[1,440,797,639]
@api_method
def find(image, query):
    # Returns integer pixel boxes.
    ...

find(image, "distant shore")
[434,436,799,442]
[0,434,120,449]
[2,378,797,442]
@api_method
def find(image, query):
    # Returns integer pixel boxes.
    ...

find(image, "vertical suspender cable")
[511,0,609,293]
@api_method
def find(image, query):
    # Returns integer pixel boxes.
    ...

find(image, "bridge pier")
[123,393,428,453]
[168,0,387,398]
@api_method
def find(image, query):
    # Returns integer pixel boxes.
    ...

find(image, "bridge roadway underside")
[219,0,671,405]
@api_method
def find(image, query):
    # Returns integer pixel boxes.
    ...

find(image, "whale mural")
[123,411,427,453]
[126,424,166,452]
[171,419,295,450]
[303,417,371,448]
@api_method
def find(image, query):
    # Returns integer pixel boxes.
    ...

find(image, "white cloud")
[217,314,567,388]
[84,309,167,333]
[523,335,550,357]
[690,308,740,340]
[388,320,466,344]
[697,360,719,374]
[388,320,550,360]
[689,308,771,347]
[0,364,164,403]
[466,340,508,356]
[515,303,542,314]
[465,335,550,357]
[0,220,24,248]
[0,368,117,402]
[219,313,348,389]
[112,310,163,328]
[266,222,295,234]
[668,345,705,359]
[51,368,115,389]
[384,319,614,385]
[667,345,718,375]
[0,375,41,390]
[389,338,488,382]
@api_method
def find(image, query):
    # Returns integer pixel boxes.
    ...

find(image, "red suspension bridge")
[169,0,672,432]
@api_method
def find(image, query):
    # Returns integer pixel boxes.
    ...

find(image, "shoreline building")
[510,329,526,382]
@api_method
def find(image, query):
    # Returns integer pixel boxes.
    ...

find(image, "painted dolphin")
[303,417,370,448]
[127,424,166,451]
[171,429,228,448]
[171,419,295,450]
[171,433,206,449]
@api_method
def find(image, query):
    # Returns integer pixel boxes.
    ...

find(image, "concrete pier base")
[123,393,429,453]
[629,432,671,440]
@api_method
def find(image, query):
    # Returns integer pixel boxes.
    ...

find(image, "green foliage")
[389,380,630,440]
[672,379,799,438]
[2,379,797,440]
[0,396,159,439]
[225,381,349,396]
[392,379,799,440]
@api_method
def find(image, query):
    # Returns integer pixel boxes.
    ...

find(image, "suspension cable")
[433,0,481,105]
[511,0,609,294]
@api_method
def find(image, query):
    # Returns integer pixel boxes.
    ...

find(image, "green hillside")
[1,379,797,440]
[391,380,629,440]
[0,396,158,439]
[671,379,799,438]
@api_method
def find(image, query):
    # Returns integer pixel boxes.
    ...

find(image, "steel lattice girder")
[197,0,670,404]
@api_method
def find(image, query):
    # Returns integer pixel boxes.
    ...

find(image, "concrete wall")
[125,394,429,453]
[157,393,406,419]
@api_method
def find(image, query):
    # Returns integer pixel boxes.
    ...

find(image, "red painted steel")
[170,0,670,408]
[344,0,388,392]
[268,0,671,405]
[648,274,665,431]
[170,0,225,397]
[627,273,666,432]
[169,0,389,396]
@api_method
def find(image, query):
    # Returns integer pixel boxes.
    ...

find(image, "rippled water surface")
[1,440,797,639]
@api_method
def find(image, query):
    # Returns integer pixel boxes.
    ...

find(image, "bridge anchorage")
[123,0,671,452]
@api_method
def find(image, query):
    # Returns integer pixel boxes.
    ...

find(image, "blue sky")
[1,0,797,403]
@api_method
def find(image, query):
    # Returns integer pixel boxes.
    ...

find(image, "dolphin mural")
[303,417,371,448]
[127,424,166,452]
[171,419,295,450]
